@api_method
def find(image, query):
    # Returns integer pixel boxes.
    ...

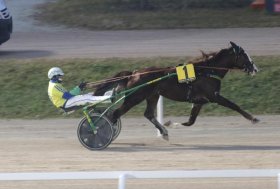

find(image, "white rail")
[156,96,164,136]
[0,169,280,189]
[157,96,164,125]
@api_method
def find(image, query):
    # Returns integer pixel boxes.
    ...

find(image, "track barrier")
[156,96,164,136]
[1,169,280,189]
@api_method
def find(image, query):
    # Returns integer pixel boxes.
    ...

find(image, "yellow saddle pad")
[176,64,196,83]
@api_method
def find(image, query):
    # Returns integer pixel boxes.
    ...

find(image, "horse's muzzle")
[251,63,259,76]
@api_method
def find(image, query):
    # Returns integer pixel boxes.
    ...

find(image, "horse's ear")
[200,50,208,59]
[230,41,240,54]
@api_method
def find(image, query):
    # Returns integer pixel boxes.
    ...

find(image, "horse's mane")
[189,48,229,64]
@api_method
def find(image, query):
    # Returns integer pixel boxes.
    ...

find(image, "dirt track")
[2,27,280,59]
[2,0,280,59]
[0,116,280,189]
[1,1,280,189]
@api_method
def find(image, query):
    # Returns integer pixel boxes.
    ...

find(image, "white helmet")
[48,67,64,79]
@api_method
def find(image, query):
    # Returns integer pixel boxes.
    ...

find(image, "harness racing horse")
[93,42,259,140]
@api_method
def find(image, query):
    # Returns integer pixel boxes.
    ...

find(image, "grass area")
[35,0,280,30]
[0,56,279,119]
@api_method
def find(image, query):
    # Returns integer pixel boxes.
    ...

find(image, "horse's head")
[230,41,259,75]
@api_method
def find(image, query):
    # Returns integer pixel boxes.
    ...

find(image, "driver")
[47,67,112,110]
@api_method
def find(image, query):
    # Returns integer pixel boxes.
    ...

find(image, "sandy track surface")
[2,28,280,59]
[1,1,280,189]
[0,115,280,188]
[2,1,280,59]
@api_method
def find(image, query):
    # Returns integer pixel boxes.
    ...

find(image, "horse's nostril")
[253,64,259,72]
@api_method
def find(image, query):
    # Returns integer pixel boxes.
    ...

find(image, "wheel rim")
[78,114,113,150]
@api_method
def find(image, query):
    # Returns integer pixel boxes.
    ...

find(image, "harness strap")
[208,74,222,81]
[186,84,193,102]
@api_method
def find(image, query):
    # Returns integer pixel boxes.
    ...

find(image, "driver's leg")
[64,94,111,108]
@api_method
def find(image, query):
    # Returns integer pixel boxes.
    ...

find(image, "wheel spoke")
[77,113,114,150]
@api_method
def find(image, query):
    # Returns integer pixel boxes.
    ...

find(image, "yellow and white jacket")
[48,80,81,108]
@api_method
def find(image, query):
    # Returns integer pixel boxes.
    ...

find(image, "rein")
[86,67,176,87]
[87,65,238,88]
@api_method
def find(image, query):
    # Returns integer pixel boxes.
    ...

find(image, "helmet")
[48,67,64,79]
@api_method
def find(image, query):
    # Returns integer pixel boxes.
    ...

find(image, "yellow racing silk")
[48,81,68,108]
[48,80,82,108]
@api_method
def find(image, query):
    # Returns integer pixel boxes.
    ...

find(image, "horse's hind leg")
[144,94,169,141]
[182,103,203,126]
[110,94,146,123]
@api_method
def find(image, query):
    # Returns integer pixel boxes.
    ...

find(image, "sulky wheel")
[93,107,122,141]
[77,113,113,150]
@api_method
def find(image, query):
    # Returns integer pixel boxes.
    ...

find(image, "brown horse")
[93,42,259,140]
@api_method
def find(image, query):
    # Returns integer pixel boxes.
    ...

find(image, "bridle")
[232,47,254,74]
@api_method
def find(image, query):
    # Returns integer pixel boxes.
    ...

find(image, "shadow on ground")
[0,50,53,59]
[107,143,280,152]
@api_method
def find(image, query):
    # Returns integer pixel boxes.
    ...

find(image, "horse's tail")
[93,70,132,95]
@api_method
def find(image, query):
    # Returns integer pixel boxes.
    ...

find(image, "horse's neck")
[204,50,234,78]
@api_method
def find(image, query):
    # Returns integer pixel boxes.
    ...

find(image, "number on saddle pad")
[176,64,196,83]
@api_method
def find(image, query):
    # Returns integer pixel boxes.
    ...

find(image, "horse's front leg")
[182,103,203,126]
[212,93,260,124]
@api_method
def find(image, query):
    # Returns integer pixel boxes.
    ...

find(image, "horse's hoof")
[182,122,193,127]
[252,118,260,124]
[162,134,169,141]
